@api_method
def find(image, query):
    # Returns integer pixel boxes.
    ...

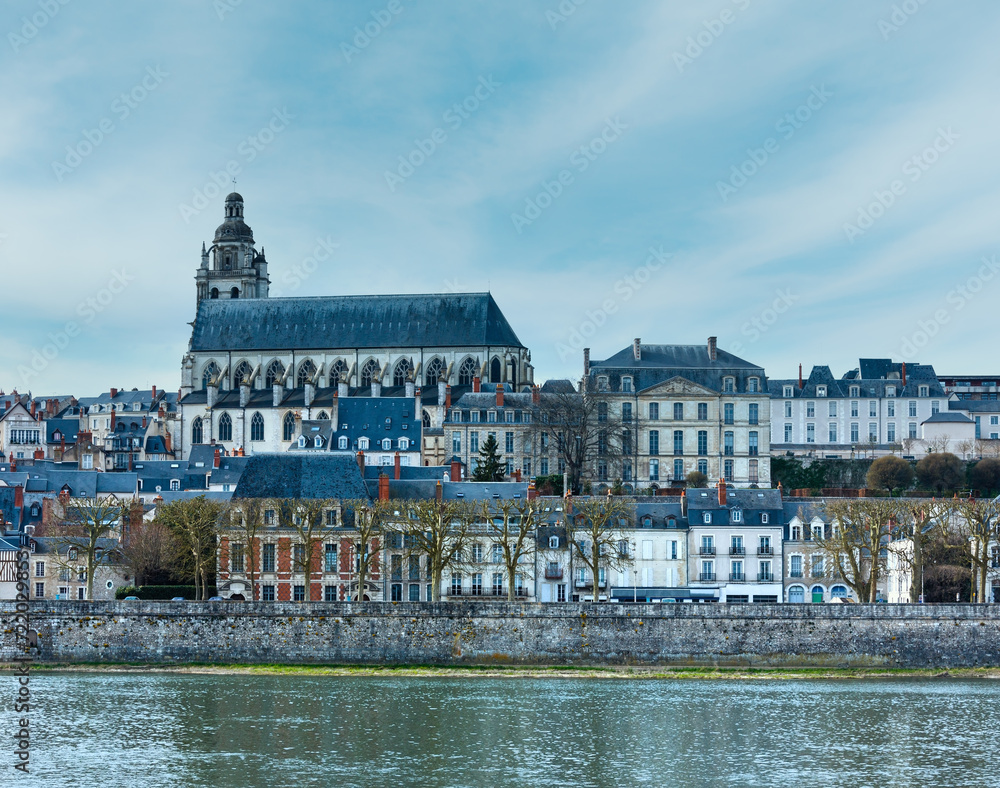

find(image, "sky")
[2,0,999,397]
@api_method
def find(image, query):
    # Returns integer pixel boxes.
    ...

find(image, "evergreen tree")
[472,434,505,481]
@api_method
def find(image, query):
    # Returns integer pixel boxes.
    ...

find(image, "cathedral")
[179,193,533,462]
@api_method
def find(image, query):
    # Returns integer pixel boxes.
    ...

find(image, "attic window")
[194,462,204,468]
[170,463,179,468]
[456,493,464,498]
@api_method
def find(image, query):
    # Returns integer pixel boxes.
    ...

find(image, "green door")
[811,586,824,604]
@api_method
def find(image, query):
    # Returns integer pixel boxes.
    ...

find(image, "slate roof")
[589,343,766,394]
[951,400,1000,413]
[362,464,452,481]
[0,466,136,498]
[132,460,208,492]
[189,293,525,352]
[686,487,784,526]
[232,454,371,500]
[540,379,577,394]
[922,412,974,424]
[0,487,22,531]
[771,359,945,399]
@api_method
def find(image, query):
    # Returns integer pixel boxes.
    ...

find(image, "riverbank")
[10,662,1000,680]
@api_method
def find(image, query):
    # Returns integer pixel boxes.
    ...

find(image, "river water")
[8,673,1000,787]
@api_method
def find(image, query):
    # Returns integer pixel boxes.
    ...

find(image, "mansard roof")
[589,343,766,393]
[232,453,370,500]
[771,359,945,399]
[189,293,525,352]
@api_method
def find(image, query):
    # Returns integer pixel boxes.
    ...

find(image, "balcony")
[447,588,529,598]
[811,569,825,578]
[574,579,607,589]
[698,572,717,582]
[699,547,716,556]
[730,546,745,556]
[789,570,803,578]
[729,572,745,582]
[544,566,564,580]
[758,546,774,556]
[758,572,774,583]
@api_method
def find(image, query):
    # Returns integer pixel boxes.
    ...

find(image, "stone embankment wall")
[3,601,1000,668]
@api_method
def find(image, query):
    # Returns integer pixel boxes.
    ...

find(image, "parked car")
[171,597,185,601]
[208,596,223,601]
[123,596,140,601]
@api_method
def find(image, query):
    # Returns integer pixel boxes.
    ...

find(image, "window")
[262,544,276,573]
[673,459,684,481]
[850,401,859,418]
[381,438,391,451]
[784,401,792,418]
[326,509,338,527]
[816,385,827,398]
[648,459,659,481]
[748,378,759,393]
[703,512,712,524]
[597,402,608,423]
[760,511,767,524]
[749,431,758,456]
[828,401,837,418]
[697,459,708,475]
[392,358,412,387]
[247,412,265,442]
[731,509,742,523]
[919,385,929,397]
[700,561,714,582]
[783,386,793,398]
[505,432,514,453]
[790,555,803,578]
[806,402,815,418]
[851,423,859,442]
[293,585,305,602]
[723,378,735,393]
[596,376,609,391]
[35,582,44,598]
[784,423,792,442]
[324,544,337,572]
[724,431,734,454]
[360,359,380,387]
[749,403,759,425]
[451,574,463,596]
[908,422,917,439]
[492,573,504,596]
[452,431,461,454]
[324,585,337,602]
[812,556,825,577]
[648,403,659,420]
[849,386,859,398]
[869,423,878,441]
[867,401,876,418]
[622,402,633,422]
[265,360,285,388]
[649,430,659,455]
[806,424,815,443]
[724,459,734,481]
[887,423,896,443]
[191,417,203,444]
[262,585,275,601]
[828,424,837,443]
[931,401,940,414]
[724,403,734,424]
[697,430,708,455]
[282,412,295,441]
[391,584,402,602]
[673,402,684,420]
[698,403,708,420]
[673,430,684,455]
[622,377,633,393]
[548,535,559,549]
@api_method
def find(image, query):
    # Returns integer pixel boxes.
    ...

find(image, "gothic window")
[297,359,317,388]
[191,417,203,444]
[233,361,252,387]
[425,357,446,387]
[317,411,329,421]
[265,360,285,388]
[330,359,348,386]
[250,412,264,442]
[218,412,233,442]
[422,410,431,428]
[202,361,220,389]
[393,358,412,387]
[490,357,502,383]
[360,359,380,387]
[458,357,478,386]
[282,412,296,441]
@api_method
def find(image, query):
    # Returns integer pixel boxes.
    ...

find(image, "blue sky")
[2,0,999,396]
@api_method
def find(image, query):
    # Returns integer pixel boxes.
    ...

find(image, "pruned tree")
[119,519,178,588]
[924,433,951,454]
[480,498,542,600]
[891,500,952,603]
[157,495,227,600]
[389,499,476,601]
[957,438,976,461]
[472,434,505,482]
[817,498,902,603]
[345,499,390,601]
[49,495,127,600]
[228,497,268,601]
[866,455,914,497]
[950,497,1000,603]
[565,496,634,603]
[268,497,332,602]
[915,452,963,494]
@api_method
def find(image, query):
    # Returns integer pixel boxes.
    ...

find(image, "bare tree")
[345,499,390,601]
[891,500,952,603]
[228,498,267,601]
[817,498,902,603]
[388,499,476,601]
[901,436,918,457]
[120,519,178,588]
[925,433,951,454]
[950,497,1000,603]
[157,495,227,600]
[480,498,542,600]
[957,438,975,461]
[565,496,634,602]
[47,495,127,600]
[268,497,332,602]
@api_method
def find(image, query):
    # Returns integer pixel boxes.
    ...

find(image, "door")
[811,586,824,604]
[788,586,805,603]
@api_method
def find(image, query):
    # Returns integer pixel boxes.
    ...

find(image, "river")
[8,673,1000,787]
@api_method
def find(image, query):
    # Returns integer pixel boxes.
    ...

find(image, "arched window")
[422,410,431,428]
[316,411,329,421]
[425,357,445,387]
[458,357,478,386]
[230,287,239,299]
[218,412,232,442]
[360,359,380,387]
[297,359,317,387]
[202,361,220,389]
[490,357,502,383]
[224,254,232,269]
[282,412,296,441]
[210,287,219,299]
[250,412,264,441]
[191,417,203,444]
[233,361,253,387]
[265,360,285,388]
[330,359,348,386]
[393,358,412,387]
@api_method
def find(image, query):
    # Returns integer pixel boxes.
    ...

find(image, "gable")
[639,376,718,398]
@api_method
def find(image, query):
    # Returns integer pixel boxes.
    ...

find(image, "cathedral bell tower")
[194,193,270,307]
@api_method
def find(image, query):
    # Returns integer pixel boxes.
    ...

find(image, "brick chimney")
[141,415,147,429]
[472,376,481,393]
[902,362,907,387]
[527,481,537,500]
[151,385,157,399]
[356,450,365,474]
[531,385,540,405]
[14,485,24,509]
[33,448,44,460]
[29,400,36,418]
[718,478,727,506]
[680,489,687,516]
[435,480,443,501]
[798,364,803,389]
[378,473,390,501]
[633,338,641,361]
[777,481,783,496]
[514,468,522,482]
[450,458,463,482]
[164,429,172,454]
[707,337,717,362]
[110,410,116,430]
[445,385,451,410]
[394,451,401,480]
[583,347,590,377]
[110,387,118,398]
[214,447,221,468]
[495,384,504,408]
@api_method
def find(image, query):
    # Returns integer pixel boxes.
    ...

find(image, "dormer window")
[548,536,559,549]
[597,376,609,391]
[731,509,742,523]
[886,386,896,397]
[314,437,323,448]
[919,385,929,397]
[850,386,860,397]
[761,513,769,524]
[170,479,180,491]
[338,436,348,450]
[487,411,497,423]
[783,386,793,398]
[622,376,633,393]
[748,378,759,393]
[703,512,711,524]
[723,378,735,393]
[358,437,370,451]
[29,541,35,554]
[399,438,409,451]
[298,436,307,448]
[816,386,827,398]
[382,438,392,451]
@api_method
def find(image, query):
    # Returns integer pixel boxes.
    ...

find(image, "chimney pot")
[472,376,481,393]
[707,337,717,362]
[798,363,803,389]
[378,473,390,501]
[213,448,221,469]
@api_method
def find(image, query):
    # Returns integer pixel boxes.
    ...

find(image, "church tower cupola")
[194,194,270,308]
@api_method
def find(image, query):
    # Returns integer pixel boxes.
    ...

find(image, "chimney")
[110,387,118,398]
[110,410,117,430]
[777,481,784,496]
[338,380,349,398]
[164,429,172,454]
[29,400,36,418]
[472,376,481,393]
[405,380,415,398]
[207,384,218,409]
[583,348,590,377]
[151,385,157,399]
[798,364,803,389]
[159,404,166,418]
[450,458,463,482]
[10,459,15,473]
[356,451,365,474]
[902,362,907,387]
[394,451,401,480]
[304,381,315,408]
[514,468,522,482]
[272,382,283,408]
[435,480,442,501]
[371,380,381,398]
[445,385,451,410]
[527,481,537,500]
[633,338,641,361]
[707,337,717,362]
[495,384,504,408]
[213,448,221,468]
[680,490,687,517]
[531,385,540,405]
[240,382,250,409]
[141,415,147,429]
[718,478,727,506]
[378,473,390,501]
[12,484,24,511]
